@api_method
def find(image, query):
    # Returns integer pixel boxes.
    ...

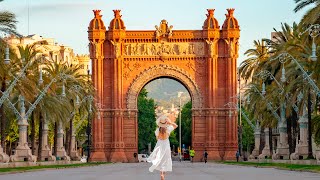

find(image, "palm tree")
[257,21,319,156]
[0,0,19,35]
[294,0,320,25]
[0,1,20,150]
[42,57,94,159]
[239,40,270,81]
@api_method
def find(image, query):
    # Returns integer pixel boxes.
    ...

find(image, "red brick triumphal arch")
[88,9,240,162]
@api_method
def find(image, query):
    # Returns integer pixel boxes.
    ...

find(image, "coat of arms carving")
[155,20,173,38]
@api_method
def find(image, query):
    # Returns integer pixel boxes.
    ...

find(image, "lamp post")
[0,34,10,162]
[300,24,320,61]
[177,91,183,162]
[0,36,33,162]
[270,52,319,159]
[7,72,63,162]
[270,53,320,96]
[255,71,287,157]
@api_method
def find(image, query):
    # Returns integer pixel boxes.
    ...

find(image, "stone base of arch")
[90,151,108,162]
[110,151,128,163]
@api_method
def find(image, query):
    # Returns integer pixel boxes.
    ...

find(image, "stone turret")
[88,10,106,42]
[109,10,126,30]
[202,9,220,39]
[221,9,240,39]
[88,10,106,59]
[203,9,219,29]
[107,10,126,41]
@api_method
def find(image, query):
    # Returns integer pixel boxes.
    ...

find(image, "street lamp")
[300,24,320,61]
[270,52,320,159]
[2,33,10,65]
[177,91,183,162]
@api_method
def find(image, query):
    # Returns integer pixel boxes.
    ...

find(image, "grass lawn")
[222,161,320,173]
[0,162,110,174]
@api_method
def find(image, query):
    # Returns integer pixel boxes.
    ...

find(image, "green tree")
[138,88,157,153]
[180,101,192,148]
[239,40,270,81]
[240,108,254,153]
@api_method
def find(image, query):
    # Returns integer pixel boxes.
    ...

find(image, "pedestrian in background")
[236,151,240,162]
[189,147,195,163]
[203,149,208,163]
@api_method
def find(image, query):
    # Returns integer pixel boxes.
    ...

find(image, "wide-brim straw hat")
[156,114,169,128]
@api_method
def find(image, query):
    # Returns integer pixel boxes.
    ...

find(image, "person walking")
[189,147,195,163]
[236,151,240,162]
[203,149,208,163]
[148,114,178,180]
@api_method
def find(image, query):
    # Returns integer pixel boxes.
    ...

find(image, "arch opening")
[137,77,192,161]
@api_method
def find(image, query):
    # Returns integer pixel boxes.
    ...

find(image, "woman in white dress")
[147,114,178,180]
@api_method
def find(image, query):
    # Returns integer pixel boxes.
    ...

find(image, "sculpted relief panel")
[124,42,205,56]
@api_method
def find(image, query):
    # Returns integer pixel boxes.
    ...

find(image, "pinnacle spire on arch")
[222,8,239,30]
[88,9,106,31]
[109,9,126,30]
[203,9,219,30]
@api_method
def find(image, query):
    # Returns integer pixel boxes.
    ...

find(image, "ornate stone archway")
[126,64,203,110]
[88,8,240,162]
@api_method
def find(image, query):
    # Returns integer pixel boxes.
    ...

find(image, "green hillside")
[144,78,190,108]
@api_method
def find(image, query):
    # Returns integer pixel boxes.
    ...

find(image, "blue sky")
[0,0,308,65]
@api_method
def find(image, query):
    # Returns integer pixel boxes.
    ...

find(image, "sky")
[0,0,308,65]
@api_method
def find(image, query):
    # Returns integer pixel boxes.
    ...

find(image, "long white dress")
[147,125,174,172]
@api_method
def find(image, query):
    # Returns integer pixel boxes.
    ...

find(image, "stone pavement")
[1,161,320,180]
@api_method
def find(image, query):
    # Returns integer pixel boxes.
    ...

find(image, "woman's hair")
[159,127,166,134]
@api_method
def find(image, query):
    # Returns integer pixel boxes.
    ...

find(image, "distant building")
[6,34,90,75]
[74,54,91,75]
[271,31,281,43]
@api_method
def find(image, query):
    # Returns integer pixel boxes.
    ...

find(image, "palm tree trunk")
[0,78,6,149]
[31,111,36,155]
[53,122,57,156]
[307,89,313,158]
[292,109,298,153]
[269,127,273,156]
[9,141,12,155]
[69,118,73,155]
[287,113,293,154]
[37,113,43,161]
[65,127,69,155]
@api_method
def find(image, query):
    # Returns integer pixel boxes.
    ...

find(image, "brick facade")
[88,9,240,162]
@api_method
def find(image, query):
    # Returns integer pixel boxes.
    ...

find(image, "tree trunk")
[259,128,265,154]
[9,141,12,156]
[308,89,313,158]
[287,113,293,154]
[65,126,70,155]
[37,113,43,161]
[69,118,73,155]
[292,109,298,153]
[31,111,36,155]
[53,122,57,156]
[269,127,273,156]
[0,78,6,149]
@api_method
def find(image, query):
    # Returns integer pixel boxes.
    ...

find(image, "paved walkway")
[1,162,320,180]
